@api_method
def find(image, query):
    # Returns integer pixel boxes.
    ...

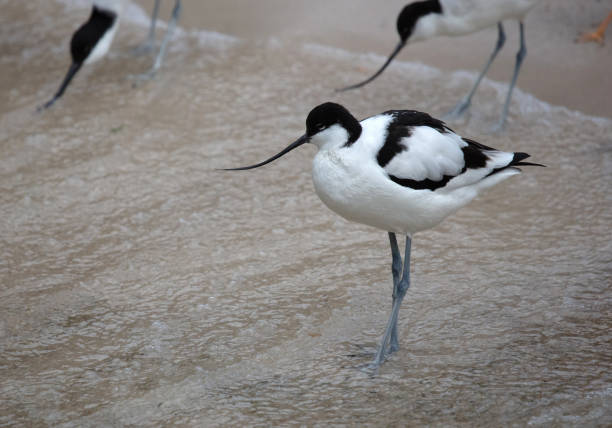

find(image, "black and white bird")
[226,102,543,370]
[337,0,541,129]
[39,0,181,110]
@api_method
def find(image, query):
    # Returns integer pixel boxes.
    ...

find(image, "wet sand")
[1,0,611,426]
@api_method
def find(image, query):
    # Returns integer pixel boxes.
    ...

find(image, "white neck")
[410,13,444,41]
[310,125,350,152]
[411,12,477,39]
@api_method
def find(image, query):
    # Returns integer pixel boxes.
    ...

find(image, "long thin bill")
[223,135,309,171]
[336,41,405,92]
[38,61,83,111]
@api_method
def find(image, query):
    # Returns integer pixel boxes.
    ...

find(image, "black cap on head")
[397,0,442,41]
[336,1,442,92]
[306,103,352,135]
[222,103,362,171]
[306,102,362,145]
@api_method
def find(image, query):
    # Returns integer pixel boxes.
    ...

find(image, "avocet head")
[306,102,362,149]
[337,0,442,92]
[224,103,361,171]
[38,4,120,111]
[397,0,442,43]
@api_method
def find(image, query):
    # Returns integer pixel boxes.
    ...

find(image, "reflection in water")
[1,1,611,426]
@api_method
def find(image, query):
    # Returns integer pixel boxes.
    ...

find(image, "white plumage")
[227,102,543,370]
[310,112,520,235]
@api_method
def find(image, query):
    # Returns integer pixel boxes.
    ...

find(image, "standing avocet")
[226,102,543,370]
[337,0,541,129]
[39,0,181,110]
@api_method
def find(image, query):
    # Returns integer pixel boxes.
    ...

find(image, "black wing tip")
[513,152,530,163]
[512,152,546,167]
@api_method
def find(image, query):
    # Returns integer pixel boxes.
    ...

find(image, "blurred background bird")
[337,0,541,130]
[39,0,181,110]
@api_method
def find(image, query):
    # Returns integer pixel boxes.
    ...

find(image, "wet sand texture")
[1,0,611,426]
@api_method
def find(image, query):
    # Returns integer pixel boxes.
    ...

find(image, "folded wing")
[376,111,538,191]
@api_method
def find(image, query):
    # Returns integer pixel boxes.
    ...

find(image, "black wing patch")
[461,138,489,170]
[388,173,456,190]
[382,132,495,191]
[377,110,452,168]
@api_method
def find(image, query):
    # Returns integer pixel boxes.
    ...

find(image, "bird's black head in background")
[70,6,118,63]
[336,0,442,92]
[397,0,442,41]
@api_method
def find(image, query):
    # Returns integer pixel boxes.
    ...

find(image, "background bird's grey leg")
[494,21,526,131]
[133,0,182,81]
[445,22,506,119]
[133,0,161,55]
[388,232,402,354]
[369,235,412,371]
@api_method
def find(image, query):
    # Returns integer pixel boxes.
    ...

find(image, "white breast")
[310,114,523,235]
[311,117,472,235]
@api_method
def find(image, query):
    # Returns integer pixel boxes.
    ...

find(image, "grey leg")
[133,0,161,55]
[494,21,526,131]
[133,0,182,80]
[369,235,412,371]
[388,232,402,353]
[446,22,506,119]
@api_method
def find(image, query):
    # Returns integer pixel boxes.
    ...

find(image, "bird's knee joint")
[396,280,410,296]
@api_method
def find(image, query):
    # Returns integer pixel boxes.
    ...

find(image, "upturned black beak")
[336,40,406,92]
[223,134,309,171]
[38,61,82,111]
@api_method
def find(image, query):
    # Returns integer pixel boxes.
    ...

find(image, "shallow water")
[1,1,611,426]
